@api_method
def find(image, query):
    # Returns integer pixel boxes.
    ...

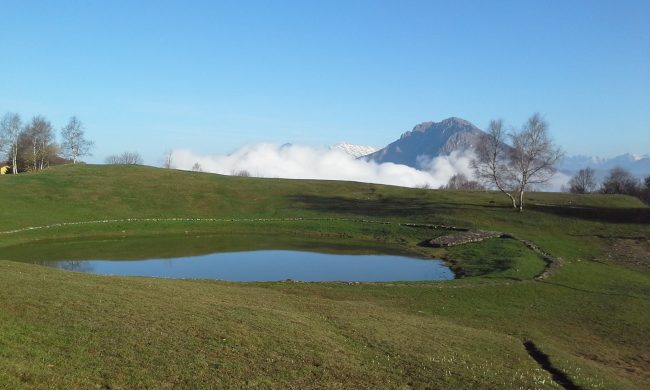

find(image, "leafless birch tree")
[510,114,563,210]
[60,116,93,164]
[471,119,518,208]
[24,116,56,171]
[0,112,22,173]
[472,114,563,211]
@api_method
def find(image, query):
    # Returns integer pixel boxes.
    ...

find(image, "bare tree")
[441,173,485,190]
[191,162,202,172]
[509,114,563,210]
[601,167,639,195]
[60,116,93,164]
[231,169,250,177]
[105,151,143,165]
[23,116,56,171]
[472,114,562,211]
[568,167,597,193]
[641,175,650,204]
[162,150,174,169]
[0,112,22,174]
[472,119,518,208]
[123,152,143,165]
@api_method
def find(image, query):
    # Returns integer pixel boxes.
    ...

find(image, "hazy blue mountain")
[364,117,483,168]
[558,153,650,177]
[360,116,649,178]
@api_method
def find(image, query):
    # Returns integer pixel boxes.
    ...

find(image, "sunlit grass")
[0,164,648,388]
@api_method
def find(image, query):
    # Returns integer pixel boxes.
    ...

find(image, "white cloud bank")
[170,143,474,188]
[169,143,569,191]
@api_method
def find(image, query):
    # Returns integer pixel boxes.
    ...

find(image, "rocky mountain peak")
[366,117,484,168]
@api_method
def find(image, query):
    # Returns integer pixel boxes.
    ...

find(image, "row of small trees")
[105,151,143,165]
[0,112,92,173]
[440,173,484,190]
[568,166,650,203]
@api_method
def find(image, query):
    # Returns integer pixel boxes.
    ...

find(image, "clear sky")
[1,0,648,164]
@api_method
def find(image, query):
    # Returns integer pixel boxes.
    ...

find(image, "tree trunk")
[508,193,517,209]
[494,180,518,209]
[518,189,525,212]
[40,141,46,170]
[12,148,17,174]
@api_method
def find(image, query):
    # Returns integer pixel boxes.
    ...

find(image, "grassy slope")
[0,164,649,389]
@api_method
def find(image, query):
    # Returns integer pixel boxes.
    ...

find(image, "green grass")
[0,164,649,389]
[445,237,547,279]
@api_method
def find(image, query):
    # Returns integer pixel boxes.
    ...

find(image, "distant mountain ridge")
[358,116,649,178]
[558,153,650,177]
[364,117,483,168]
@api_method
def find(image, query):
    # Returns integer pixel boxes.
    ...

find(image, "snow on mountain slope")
[332,142,378,158]
[558,153,650,177]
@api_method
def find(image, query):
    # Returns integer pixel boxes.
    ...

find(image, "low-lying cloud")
[547,171,571,192]
[170,143,475,188]
[169,143,569,191]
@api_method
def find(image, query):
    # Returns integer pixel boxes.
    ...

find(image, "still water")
[5,235,454,282]
[39,250,454,282]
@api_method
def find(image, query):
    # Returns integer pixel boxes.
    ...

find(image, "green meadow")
[0,164,648,389]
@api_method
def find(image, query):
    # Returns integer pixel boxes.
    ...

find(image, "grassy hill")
[0,164,649,389]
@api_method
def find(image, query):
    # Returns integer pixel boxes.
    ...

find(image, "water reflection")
[58,260,95,273]
[8,235,454,282]
[37,250,452,282]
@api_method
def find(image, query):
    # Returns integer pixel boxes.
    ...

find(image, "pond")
[5,234,454,282]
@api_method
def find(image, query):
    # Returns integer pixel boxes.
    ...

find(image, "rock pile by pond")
[427,229,563,280]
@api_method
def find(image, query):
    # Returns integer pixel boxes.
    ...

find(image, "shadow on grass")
[288,194,504,219]
[530,204,650,224]
[538,281,649,301]
[523,340,582,390]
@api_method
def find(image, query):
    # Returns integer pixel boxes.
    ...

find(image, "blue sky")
[1,0,648,164]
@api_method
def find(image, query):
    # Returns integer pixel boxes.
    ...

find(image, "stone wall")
[427,230,503,247]
[426,230,562,280]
